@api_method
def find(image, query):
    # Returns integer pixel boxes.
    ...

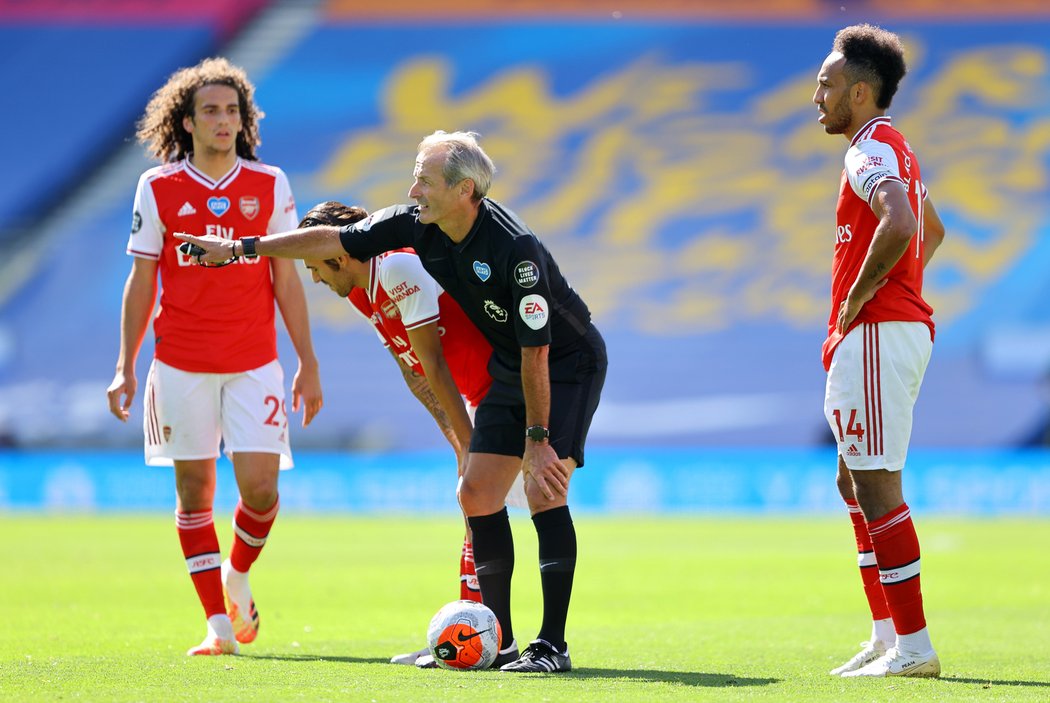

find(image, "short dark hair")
[298,200,368,229]
[833,24,907,110]
[299,201,369,268]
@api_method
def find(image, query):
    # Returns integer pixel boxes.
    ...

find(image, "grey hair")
[417,130,495,201]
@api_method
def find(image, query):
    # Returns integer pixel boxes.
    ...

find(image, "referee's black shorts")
[470,324,607,467]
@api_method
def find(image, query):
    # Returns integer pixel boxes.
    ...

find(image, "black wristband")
[241,236,259,259]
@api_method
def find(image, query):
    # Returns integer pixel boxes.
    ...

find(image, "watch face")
[526,426,548,441]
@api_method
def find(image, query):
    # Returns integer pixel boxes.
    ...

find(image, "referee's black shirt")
[338,199,594,385]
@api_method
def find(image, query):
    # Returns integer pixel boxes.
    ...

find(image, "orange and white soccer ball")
[426,600,502,670]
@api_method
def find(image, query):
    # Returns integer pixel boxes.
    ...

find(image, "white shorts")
[466,400,526,510]
[824,321,932,471]
[143,359,293,469]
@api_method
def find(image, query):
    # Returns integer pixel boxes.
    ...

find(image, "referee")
[178,130,607,673]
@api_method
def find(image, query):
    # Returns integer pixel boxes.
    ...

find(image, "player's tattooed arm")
[837,181,916,334]
[389,348,461,454]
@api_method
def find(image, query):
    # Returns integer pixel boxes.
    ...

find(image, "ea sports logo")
[519,294,548,330]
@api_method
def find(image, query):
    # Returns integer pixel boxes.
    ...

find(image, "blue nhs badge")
[473,261,491,281]
[207,196,231,217]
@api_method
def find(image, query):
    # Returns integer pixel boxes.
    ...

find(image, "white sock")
[222,560,252,610]
[871,618,895,646]
[207,614,235,641]
[897,627,934,656]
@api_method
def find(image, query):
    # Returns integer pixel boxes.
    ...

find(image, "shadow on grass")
[940,676,1050,688]
[245,653,391,665]
[244,654,778,687]
[550,668,778,687]
[242,655,1050,688]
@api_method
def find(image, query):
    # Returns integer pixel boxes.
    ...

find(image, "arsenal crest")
[381,300,401,320]
[239,196,260,220]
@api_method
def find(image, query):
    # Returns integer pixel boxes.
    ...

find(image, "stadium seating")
[0,0,269,243]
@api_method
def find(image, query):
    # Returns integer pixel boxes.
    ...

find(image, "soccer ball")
[426,600,502,670]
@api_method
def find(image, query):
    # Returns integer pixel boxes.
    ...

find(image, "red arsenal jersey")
[126,158,298,373]
[347,251,492,406]
[823,116,935,371]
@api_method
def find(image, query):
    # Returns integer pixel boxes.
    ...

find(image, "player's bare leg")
[223,452,280,645]
[831,456,893,674]
[842,467,939,678]
[175,459,238,655]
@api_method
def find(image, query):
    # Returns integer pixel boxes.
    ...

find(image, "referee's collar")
[450,198,489,252]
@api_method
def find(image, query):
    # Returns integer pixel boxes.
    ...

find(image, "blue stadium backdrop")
[0,0,1048,511]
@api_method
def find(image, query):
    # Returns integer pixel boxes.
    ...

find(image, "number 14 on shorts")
[832,408,865,442]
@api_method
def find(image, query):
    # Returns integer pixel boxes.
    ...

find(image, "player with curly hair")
[136,57,263,164]
[106,57,323,656]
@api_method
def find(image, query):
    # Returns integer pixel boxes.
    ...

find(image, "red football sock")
[230,497,279,573]
[845,499,891,621]
[176,509,224,618]
[460,535,482,602]
[867,503,926,635]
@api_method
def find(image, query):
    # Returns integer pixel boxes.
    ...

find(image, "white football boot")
[187,615,239,656]
[841,646,941,678]
[830,639,888,676]
[390,646,430,666]
[221,559,259,644]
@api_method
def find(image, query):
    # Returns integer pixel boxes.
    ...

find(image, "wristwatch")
[525,425,549,442]
[240,236,259,259]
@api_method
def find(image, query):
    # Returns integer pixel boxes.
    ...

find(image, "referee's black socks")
[533,505,577,653]
[468,507,515,650]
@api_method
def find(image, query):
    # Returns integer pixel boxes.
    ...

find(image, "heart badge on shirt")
[473,261,491,282]
[207,196,231,217]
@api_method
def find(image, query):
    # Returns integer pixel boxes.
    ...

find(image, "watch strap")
[241,236,259,259]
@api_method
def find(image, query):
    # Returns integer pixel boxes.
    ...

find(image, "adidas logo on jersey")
[178,201,197,217]
[846,444,861,457]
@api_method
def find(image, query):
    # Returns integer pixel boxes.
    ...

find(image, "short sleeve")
[508,235,552,347]
[268,168,299,233]
[126,173,164,260]
[378,252,442,330]
[845,139,904,206]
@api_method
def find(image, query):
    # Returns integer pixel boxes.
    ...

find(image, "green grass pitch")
[1,514,1048,702]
